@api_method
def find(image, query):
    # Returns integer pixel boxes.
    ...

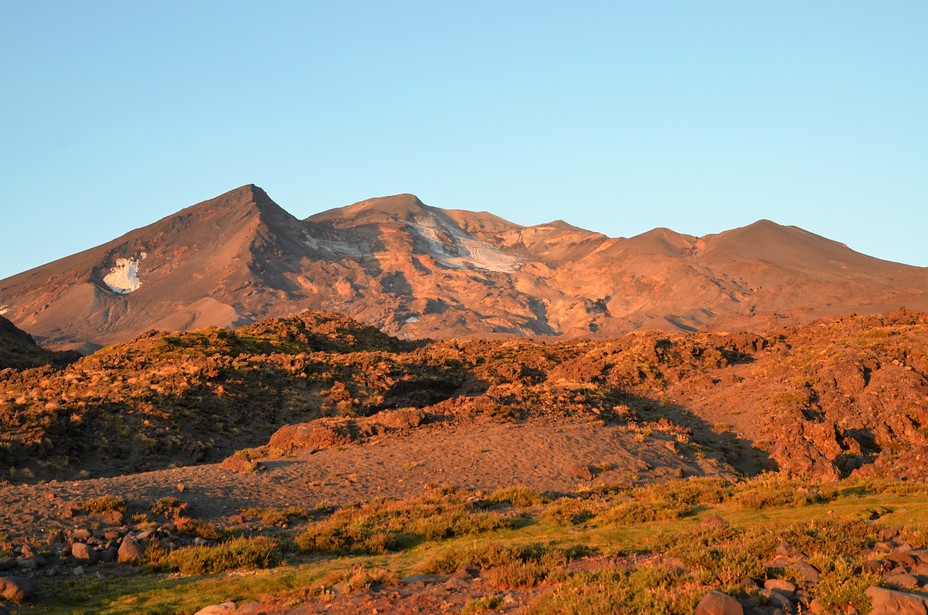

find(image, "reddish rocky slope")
[1,185,926,351]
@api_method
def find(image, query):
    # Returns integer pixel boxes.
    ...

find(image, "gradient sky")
[1,1,926,280]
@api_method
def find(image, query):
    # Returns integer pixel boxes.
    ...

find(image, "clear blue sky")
[1,1,926,280]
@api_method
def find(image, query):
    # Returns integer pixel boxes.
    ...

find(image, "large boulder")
[695,590,743,615]
[865,586,928,614]
[117,535,146,564]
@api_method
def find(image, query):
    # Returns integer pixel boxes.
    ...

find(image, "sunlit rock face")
[2,184,928,351]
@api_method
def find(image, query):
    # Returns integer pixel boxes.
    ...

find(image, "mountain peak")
[309,193,429,224]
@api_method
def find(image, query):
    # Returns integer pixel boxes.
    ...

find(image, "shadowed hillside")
[2,309,926,485]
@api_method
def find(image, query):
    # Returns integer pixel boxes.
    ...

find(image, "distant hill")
[0,315,77,370]
[1,184,927,351]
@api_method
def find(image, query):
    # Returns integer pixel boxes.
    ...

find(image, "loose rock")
[194,602,237,615]
[0,576,34,603]
[117,535,146,564]
[71,542,97,564]
[695,590,743,615]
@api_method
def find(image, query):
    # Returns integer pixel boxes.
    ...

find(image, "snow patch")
[303,232,367,257]
[404,316,419,323]
[104,257,143,294]
[0,305,7,316]
[411,213,522,273]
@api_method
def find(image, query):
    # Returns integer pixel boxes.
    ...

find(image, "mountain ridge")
[2,184,927,351]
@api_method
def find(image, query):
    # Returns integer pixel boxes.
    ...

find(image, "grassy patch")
[153,536,281,575]
[29,475,928,614]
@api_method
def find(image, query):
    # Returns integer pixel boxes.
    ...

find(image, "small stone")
[889,551,918,568]
[764,578,797,594]
[71,542,98,564]
[695,590,743,615]
[73,566,84,576]
[71,528,92,541]
[176,483,186,492]
[763,590,792,610]
[864,559,890,574]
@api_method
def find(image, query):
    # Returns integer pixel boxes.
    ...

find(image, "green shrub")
[815,557,879,611]
[338,564,400,592]
[161,536,280,575]
[241,506,309,527]
[462,595,504,614]
[599,499,690,525]
[294,486,512,555]
[82,495,126,513]
[525,565,702,614]
[487,486,544,507]
[150,496,186,516]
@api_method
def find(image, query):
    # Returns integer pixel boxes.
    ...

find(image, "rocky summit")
[1,185,927,351]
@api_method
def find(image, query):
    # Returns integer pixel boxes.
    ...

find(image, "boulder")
[0,576,34,603]
[793,560,821,583]
[764,578,797,594]
[117,535,146,564]
[885,573,920,590]
[570,463,595,480]
[865,586,928,614]
[695,590,743,615]
[194,602,237,615]
[70,542,97,564]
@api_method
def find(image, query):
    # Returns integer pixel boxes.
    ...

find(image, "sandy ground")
[0,417,727,544]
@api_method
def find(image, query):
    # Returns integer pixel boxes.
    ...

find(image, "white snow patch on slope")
[411,213,522,273]
[104,257,142,294]
[0,305,8,315]
[303,232,367,257]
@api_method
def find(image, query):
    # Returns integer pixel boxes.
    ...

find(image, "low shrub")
[462,595,504,614]
[241,506,310,527]
[487,486,544,507]
[160,536,280,575]
[82,494,126,513]
[525,564,703,614]
[294,486,512,555]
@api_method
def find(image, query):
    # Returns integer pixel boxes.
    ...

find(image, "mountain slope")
[1,185,927,350]
[0,315,78,369]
